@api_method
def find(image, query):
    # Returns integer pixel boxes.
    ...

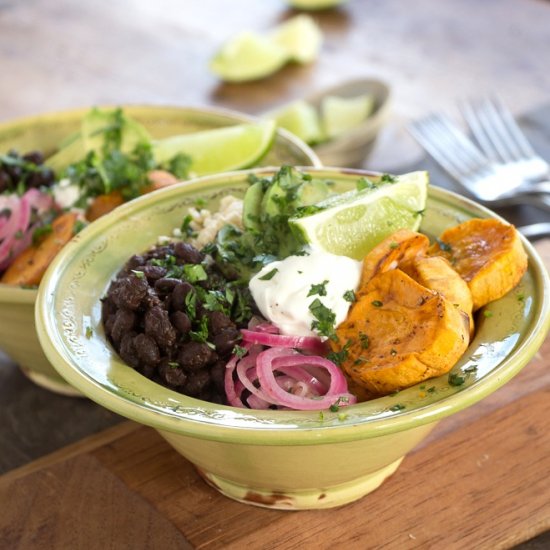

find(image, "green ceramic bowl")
[36,167,550,509]
[0,105,320,395]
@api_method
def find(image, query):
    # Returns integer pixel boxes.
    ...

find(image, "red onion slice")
[256,348,356,411]
[241,329,328,355]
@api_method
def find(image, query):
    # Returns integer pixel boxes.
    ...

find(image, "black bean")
[210,360,226,393]
[154,277,181,294]
[170,282,194,311]
[158,361,188,387]
[134,333,161,366]
[174,241,203,264]
[144,305,177,349]
[213,328,241,356]
[111,309,136,345]
[208,311,235,336]
[178,341,216,370]
[119,332,140,368]
[22,151,44,165]
[125,254,146,271]
[143,265,167,281]
[170,311,191,335]
[183,369,211,396]
[108,275,149,310]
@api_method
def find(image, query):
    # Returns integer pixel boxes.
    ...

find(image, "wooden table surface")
[1,0,550,548]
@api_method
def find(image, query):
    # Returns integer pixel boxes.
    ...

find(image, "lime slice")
[267,100,324,144]
[152,120,276,176]
[209,32,288,82]
[289,172,428,260]
[270,15,323,64]
[321,94,375,139]
[286,0,348,9]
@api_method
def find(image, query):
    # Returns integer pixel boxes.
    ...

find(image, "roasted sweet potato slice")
[85,170,179,222]
[359,229,429,292]
[333,269,470,396]
[1,212,79,286]
[429,219,527,310]
[402,255,475,335]
[141,169,179,194]
[85,191,125,222]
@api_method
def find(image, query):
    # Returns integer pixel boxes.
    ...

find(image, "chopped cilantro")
[73,219,87,234]
[448,372,465,386]
[380,173,397,184]
[180,214,197,238]
[85,326,93,339]
[258,268,278,281]
[371,300,383,307]
[356,177,377,191]
[309,298,336,339]
[359,332,369,349]
[32,224,53,245]
[307,280,329,297]
[436,238,452,252]
[343,289,356,303]
[131,270,145,279]
[232,345,248,358]
[483,310,493,318]
[327,340,352,366]
[390,404,406,411]
[168,361,180,369]
[183,264,207,283]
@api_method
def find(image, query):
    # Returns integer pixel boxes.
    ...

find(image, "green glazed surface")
[36,167,550,444]
[0,106,320,393]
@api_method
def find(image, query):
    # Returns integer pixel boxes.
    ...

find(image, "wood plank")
[1,360,548,549]
[87,387,550,549]
[0,453,192,549]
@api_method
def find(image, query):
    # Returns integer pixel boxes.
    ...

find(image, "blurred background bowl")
[35,166,550,509]
[309,78,391,167]
[0,105,321,396]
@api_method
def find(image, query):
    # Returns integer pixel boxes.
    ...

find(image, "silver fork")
[408,113,550,209]
[459,97,549,183]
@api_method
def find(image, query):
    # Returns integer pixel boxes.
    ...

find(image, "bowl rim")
[0,103,321,301]
[35,167,550,445]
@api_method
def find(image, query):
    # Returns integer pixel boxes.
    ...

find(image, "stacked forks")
[409,97,550,216]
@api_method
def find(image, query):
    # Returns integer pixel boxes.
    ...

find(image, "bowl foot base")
[21,367,82,397]
[197,457,403,510]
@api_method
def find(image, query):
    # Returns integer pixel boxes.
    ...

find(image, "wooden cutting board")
[1,243,549,550]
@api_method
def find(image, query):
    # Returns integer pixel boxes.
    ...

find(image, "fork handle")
[520,181,550,196]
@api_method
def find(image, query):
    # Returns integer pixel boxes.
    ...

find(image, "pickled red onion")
[224,327,356,411]
[0,190,55,271]
[241,328,328,355]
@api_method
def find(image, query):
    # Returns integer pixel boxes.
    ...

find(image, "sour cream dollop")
[249,249,362,338]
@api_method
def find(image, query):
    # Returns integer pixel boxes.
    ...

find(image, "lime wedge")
[289,171,428,260]
[321,94,375,139]
[270,15,323,64]
[152,120,276,176]
[267,100,324,144]
[209,32,288,82]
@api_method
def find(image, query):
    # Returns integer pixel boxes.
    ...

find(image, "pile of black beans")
[0,150,56,193]
[102,240,255,404]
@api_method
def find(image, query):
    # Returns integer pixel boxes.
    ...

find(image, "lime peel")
[152,120,276,176]
[289,171,429,260]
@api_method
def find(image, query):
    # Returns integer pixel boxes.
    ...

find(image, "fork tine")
[409,118,468,181]
[491,96,537,158]
[409,114,489,183]
[461,98,527,163]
